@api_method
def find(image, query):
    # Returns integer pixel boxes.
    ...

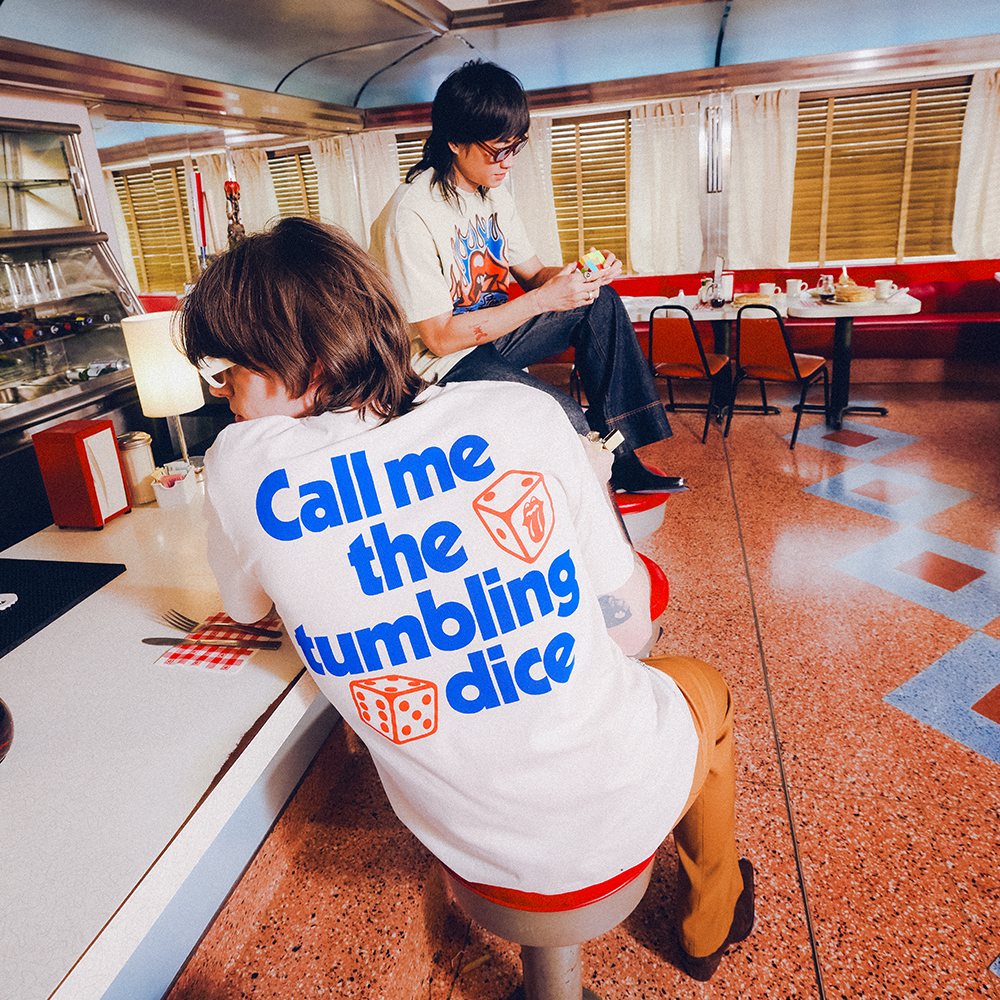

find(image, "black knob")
[0,697,12,764]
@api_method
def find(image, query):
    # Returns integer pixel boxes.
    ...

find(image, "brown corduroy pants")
[643,655,745,957]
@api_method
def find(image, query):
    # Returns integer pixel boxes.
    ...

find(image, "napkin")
[154,612,284,674]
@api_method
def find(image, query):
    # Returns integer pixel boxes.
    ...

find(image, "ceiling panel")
[1,0,999,127]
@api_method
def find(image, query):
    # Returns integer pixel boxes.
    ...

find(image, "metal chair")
[725,304,830,449]
[646,304,729,442]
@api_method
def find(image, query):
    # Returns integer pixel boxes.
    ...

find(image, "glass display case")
[0,118,141,447]
[1,118,96,234]
[0,237,138,420]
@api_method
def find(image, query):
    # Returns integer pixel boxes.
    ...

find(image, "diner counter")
[0,484,337,1000]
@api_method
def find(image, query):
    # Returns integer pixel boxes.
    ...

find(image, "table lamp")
[120,311,205,468]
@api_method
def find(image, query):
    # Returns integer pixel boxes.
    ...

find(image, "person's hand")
[534,262,595,312]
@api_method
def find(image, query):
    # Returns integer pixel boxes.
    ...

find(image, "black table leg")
[796,316,889,429]
[710,319,734,421]
[828,316,888,429]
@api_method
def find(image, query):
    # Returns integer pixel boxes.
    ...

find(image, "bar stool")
[442,852,656,1000]
[612,463,675,541]
[615,491,671,541]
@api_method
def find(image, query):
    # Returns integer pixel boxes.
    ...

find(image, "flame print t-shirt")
[369,171,536,382]
[202,382,698,895]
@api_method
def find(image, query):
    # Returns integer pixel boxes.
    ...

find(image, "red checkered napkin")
[155,613,284,674]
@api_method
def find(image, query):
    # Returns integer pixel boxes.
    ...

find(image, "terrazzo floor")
[164,373,1000,1000]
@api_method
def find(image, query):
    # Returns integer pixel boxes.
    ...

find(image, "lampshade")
[121,311,205,418]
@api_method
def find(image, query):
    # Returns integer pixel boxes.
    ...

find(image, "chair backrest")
[734,305,802,379]
[648,305,711,373]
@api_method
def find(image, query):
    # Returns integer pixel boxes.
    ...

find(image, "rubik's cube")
[576,249,606,275]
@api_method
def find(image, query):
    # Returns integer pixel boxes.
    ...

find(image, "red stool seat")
[638,552,670,620]
[442,851,656,913]
[612,463,674,540]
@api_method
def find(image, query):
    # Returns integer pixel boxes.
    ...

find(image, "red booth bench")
[612,259,1000,363]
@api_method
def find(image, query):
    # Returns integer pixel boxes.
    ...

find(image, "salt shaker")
[117,431,157,504]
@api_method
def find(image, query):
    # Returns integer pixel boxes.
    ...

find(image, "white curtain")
[728,89,800,269]
[195,149,280,254]
[952,68,1000,259]
[509,117,562,265]
[628,98,704,274]
[195,155,228,255]
[308,131,399,249]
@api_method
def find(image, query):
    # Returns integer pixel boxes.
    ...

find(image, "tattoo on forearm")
[599,594,632,628]
[473,325,487,342]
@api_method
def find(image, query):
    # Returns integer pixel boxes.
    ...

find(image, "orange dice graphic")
[350,675,438,744]
[474,470,554,563]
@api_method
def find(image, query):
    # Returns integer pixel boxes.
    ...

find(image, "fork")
[160,609,283,639]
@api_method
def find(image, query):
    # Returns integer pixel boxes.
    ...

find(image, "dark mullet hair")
[406,59,530,204]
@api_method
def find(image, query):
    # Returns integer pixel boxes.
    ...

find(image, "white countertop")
[0,486,321,1000]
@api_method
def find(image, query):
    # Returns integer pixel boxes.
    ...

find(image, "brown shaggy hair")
[180,217,425,421]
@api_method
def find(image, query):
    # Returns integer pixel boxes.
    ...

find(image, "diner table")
[0,485,338,1000]
[786,292,922,429]
[622,294,788,357]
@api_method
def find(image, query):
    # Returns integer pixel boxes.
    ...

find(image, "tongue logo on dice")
[474,471,554,563]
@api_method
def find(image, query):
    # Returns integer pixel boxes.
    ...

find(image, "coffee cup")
[875,279,898,300]
[786,279,807,298]
[759,282,776,297]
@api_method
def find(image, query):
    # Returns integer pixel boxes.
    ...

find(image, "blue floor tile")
[804,464,974,525]
[833,527,1000,629]
[790,419,920,460]
[885,632,1000,765]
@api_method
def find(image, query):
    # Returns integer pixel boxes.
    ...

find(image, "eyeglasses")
[474,135,528,163]
[198,356,235,388]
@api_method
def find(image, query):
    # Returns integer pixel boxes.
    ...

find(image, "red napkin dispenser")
[32,419,132,528]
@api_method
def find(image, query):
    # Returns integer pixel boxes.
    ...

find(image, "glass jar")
[117,431,157,504]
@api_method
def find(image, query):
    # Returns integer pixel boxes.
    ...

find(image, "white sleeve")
[203,491,274,625]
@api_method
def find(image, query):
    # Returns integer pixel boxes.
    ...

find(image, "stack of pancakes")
[833,273,874,302]
[733,292,773,306]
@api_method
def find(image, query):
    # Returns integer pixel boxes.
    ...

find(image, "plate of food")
[833,285,875,304]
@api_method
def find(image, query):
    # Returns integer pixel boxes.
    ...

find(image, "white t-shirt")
[369,171,536,381]
[203,382,698,893]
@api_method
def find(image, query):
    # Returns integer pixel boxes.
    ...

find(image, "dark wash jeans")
[438,286,672,452]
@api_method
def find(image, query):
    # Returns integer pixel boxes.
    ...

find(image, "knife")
[186,623,283,638]
[143,637,282,650]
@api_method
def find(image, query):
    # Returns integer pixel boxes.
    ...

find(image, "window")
[551,113,629,269]
[113,164,199,294]
[791,79,971,263]
[268,149,320,219]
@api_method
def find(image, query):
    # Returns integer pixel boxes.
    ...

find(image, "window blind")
[113,164,198,294]
[396,133,427,182]
[268,149,320,220]
[791,80,970,263]
[551,113,629,269]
